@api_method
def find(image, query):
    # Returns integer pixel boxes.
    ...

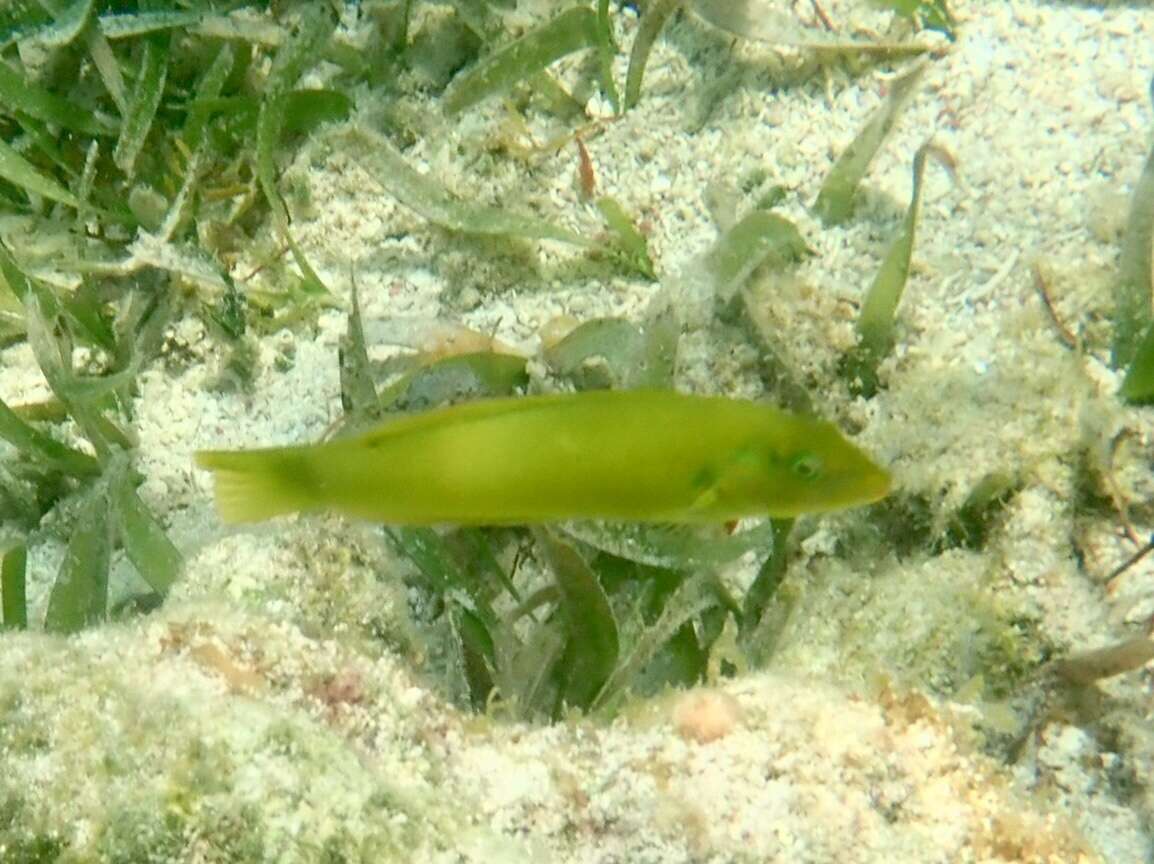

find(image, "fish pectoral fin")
[686,447,763,517]
[688,484,721,515]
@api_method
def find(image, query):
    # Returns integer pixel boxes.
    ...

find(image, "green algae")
[0,793,65,864]
[872,0,956,41]
[0,609,459,864]
[596,196,657,279]
[941,472,1020,552]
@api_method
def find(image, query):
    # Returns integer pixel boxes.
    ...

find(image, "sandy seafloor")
[3,1,1154,862]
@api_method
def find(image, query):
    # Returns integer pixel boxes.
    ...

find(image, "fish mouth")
[860,464,892,503]
[824,459,891,512]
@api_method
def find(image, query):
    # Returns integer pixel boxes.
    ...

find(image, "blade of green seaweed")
[842,140,949,396]
[704,210,809,303]
[813,62,926,226]
[339,126,588,245]
[379,352,529,412]
[593,571,720,711]
[533,528,619,709]
[452,605,498,709]
[740,517,793,632]
[442,6,599,115]
[692,0,934,52]
[0,138,82,208]
[113,35,169,178]
[637,292,679,388]
[499,618,566,719]
[624,0,682,110]
[339,277,385,426]
[1,541,28,630]
[17,0,92,49]
[0,61,114,135]
[111,465,183,594]
[181,43,234,149]
[543,317,644,390]
[0,395,101,478]
[383,526,501,629]
[97,9,204,39]
[192,12,284,48]
[75,140,99,216]
[595,0,621,113]
[1120,329,1154,403]
[559,519,776,571]
[22,293,134,458]
[256,5,336,229]
[254,7,335,294]
[86,25,128,112]
[1115,78,1154,373]
[44,477,113,633]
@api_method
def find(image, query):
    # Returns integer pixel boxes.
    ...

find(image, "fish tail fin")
[195,447,318,524]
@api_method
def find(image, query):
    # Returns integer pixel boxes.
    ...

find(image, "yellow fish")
[196,389,890,525]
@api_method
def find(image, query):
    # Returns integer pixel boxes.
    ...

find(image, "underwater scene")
[0,0,1152,861]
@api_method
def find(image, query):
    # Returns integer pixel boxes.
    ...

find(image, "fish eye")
[789,451,823,481]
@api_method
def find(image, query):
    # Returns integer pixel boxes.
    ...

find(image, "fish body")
[196,389,890,525]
